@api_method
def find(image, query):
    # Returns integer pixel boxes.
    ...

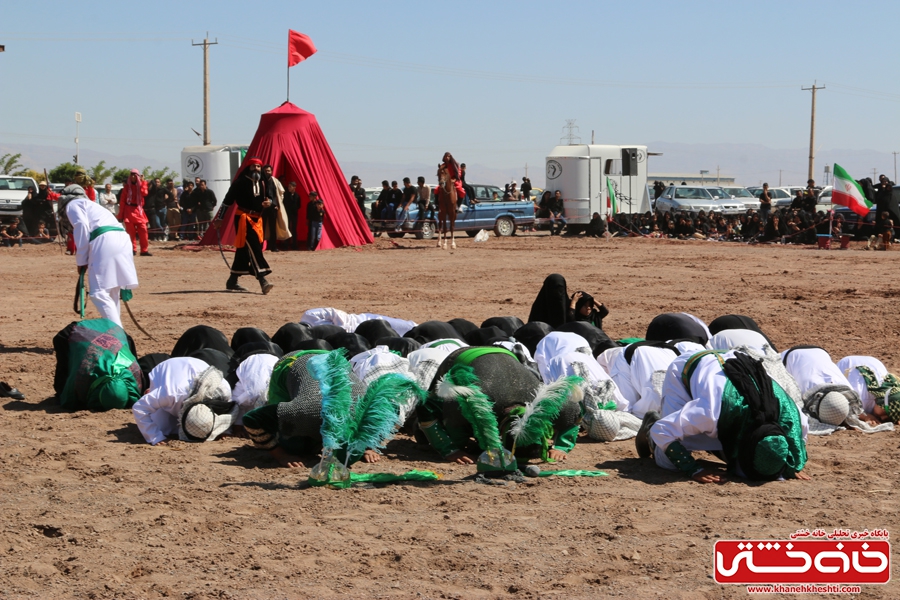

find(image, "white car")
[655,185,745,216]
[0,175,39,218]
[748,186,794,208]
[707,186,760,211]
[816,185,833,211]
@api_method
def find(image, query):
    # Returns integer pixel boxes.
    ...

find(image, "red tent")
[200,102,373,250]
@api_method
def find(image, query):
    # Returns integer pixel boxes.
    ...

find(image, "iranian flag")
[832,163,873,217]
[606,178,618,219]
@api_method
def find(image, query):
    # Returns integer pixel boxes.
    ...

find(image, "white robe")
[300,307,417,336]
[609,341,705,418]
[534,332,592,381]
[67,198,138,294]
[837,355,888,414]
[653,350,809,471]
[132,357,228,445]
[231,354,279,424]
[781,348,851,395]
[708,329,770,353]
[408,347,452,390]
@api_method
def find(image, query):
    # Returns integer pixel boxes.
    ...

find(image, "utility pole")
[893,151,898,182]
[192,33,218,146]
[872,168,878,181]
[716,165,720,186]
[74,112,81,164]
[778,169,783,186]
[802,82,825,182]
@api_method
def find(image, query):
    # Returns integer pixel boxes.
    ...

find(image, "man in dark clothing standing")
[147,178,167,241]
[374,180,391,232]
[306,190,325,251]
[214,159,273,294]
[521,177,533,202]
[179,180,198,240]
[396,177,418,231]
[262,164,281,252]
[282,181,301,250]
[194,180,218,238]
[350,176,366,219]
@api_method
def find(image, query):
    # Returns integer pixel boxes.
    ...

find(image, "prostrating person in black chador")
[214,158,274,295]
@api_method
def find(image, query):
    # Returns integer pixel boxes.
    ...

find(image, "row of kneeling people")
[51,311,897,483]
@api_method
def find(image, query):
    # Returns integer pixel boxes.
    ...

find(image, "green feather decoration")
[443,365,503,451]
[509,376,583,447]
[346,374,425,459]
[308,349,353,451]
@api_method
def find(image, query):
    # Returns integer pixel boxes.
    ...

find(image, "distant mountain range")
[4,141,896,188]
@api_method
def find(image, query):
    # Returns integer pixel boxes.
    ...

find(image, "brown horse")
[436,164,457,249]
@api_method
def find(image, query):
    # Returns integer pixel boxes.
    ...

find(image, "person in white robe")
[708,329,771,354]
[60,185,138,327]
[231,353,279,425]
[645,349,810,483]
[837,356,896,419]
[132,357,230,445]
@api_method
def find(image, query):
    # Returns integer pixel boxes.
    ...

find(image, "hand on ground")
[270,447,305,469]
[793,470,811,481]
[691,469,725,484]
[445,450,474,465]
[362,449,380,463]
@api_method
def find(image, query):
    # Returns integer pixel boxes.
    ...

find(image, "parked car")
[380,183,534,239]
[710,186,761,211]
[0,175,40,218]
[655,185,745,216]
[748,186,793,208]
[816,185,833,211]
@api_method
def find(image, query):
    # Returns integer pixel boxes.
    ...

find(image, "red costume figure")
[117,169,151,255]
[441,152,466,200]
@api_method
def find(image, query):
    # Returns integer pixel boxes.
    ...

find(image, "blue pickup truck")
[374,184,535,239]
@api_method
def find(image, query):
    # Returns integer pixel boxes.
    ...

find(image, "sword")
[123,299,156,341]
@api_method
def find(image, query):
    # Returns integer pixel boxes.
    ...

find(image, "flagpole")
[287,58,290,102]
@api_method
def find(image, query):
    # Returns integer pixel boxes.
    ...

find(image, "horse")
[436,164,458,249]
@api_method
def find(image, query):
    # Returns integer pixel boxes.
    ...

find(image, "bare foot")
[362,449,380,463]
[547,448,568,462]
[270,447,305,468]
[691,468,726,484]
[154,440,168,447]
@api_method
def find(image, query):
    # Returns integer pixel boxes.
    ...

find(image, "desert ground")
[0,232,898,599]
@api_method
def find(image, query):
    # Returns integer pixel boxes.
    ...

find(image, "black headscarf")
[555,321,617,357]
[271,322,314,353]
[309,324,346,340]
[447,318,479,339]
[325,332,372,358]
[225,341,284,388]
[403,321,464,344]
[465,326,511,347]
[230,327,271,352]
[480,316,525,337]
[354,320,399,346]
[294,339,334,352]
[528,274,568,328]
[645,313,709,345]
[188,348,231,375]
[513,322,553,357]
[375,336,421,357]
[137,353,170,392]
[171,325,234,358]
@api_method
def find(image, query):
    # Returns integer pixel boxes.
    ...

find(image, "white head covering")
[708,329,770,353]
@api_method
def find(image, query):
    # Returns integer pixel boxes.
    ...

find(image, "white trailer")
[180,145,248,214]
[545,144,650,231]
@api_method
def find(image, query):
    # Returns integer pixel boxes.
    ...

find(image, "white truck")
[545,144,650,233]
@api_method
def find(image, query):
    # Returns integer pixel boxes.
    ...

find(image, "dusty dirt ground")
[1,233,898,599]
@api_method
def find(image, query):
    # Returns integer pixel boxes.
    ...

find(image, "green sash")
[89,225,126,242]
[456,346,518,366]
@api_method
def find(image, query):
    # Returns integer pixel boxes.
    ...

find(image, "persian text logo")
[713,540,890,585]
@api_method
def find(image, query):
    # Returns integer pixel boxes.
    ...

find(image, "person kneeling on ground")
[636,349,810,484]
[416,346,583,470]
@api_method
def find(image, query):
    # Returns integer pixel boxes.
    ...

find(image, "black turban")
[188,348,231,375]
[447,318,479,339]
[375,336,421,357]
[171,325,234,358]
[271,323,314,353]
[513,322,554,357]
[403,321,464,344]
[645,313,709,345]
[480,316,525,337]
[309,324,345,340]
[294,339,334,352]
[230,327,271,352]
[465,326,511,347]
[354,320,399,346]
[325,332,372,358]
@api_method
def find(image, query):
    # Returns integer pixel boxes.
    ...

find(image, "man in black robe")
[214,158,273,294]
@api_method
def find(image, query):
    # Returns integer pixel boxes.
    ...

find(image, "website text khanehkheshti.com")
[747,584,862,594]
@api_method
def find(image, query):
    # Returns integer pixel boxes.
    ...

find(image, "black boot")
[635,411,660,459]
[258,275,274,295]
[226,274,247,292]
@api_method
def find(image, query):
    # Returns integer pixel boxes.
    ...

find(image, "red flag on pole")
[288,30,317,67]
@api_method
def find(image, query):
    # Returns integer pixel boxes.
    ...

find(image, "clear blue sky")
[2,0,898,177]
